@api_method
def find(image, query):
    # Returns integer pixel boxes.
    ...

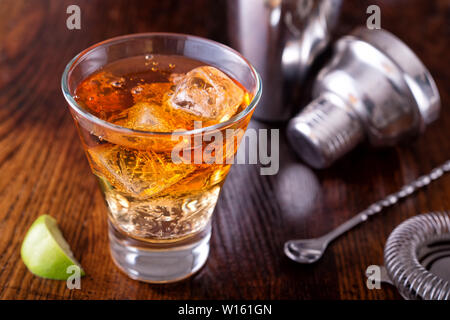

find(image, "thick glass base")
[108,221,211,283]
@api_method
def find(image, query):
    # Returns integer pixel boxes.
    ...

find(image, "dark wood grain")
[0,0,449,300]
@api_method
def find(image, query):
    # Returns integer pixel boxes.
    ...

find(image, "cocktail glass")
[61,33,261,283]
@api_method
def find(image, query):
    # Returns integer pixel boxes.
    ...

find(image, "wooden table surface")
[0,0,449,300]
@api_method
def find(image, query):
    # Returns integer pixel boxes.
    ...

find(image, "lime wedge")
[21,215,85,280]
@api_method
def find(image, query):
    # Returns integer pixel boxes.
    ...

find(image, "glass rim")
[61,32,262,136]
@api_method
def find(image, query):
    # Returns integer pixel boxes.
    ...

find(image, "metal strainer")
[382,211,450,300]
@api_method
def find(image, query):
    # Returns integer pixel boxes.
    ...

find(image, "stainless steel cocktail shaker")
[228,1,440,169]
[228,0,342,121]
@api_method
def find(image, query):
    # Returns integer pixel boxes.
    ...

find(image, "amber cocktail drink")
[62,34,261,282]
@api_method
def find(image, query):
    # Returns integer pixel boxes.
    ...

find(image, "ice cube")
[87,145,194,198]
[168,66,244,123]
[106,101,192,153]
[110,102,172,132]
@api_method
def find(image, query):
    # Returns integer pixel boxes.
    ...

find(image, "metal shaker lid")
[287,27,441,169]
[350,27,441,126]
